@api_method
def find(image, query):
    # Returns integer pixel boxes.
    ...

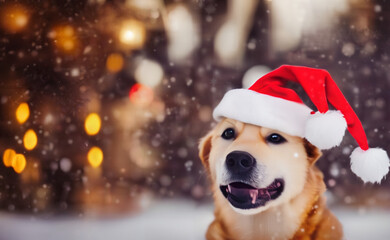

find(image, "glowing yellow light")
[62,25,74,36]
[52,25,79,53]
[15,102,30,124]
[12,154,26,173]
[0,5,29,33]
[123,31,134,40]
[3,149,16,167]
[61,39,75,51]
[119,20,146,48]
[84,113,101,135]
[23,129,38,150]
[88,147,103,168]
[106,53,124,73]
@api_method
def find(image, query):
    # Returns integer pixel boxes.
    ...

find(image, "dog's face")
[199,118,321,215]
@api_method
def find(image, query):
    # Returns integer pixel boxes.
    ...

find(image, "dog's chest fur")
[217,195,308,240]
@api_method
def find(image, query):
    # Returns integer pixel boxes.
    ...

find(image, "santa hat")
[213,65,389,184]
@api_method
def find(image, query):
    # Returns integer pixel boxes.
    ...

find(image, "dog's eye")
[221,128,235,140]
[266,133,286,144]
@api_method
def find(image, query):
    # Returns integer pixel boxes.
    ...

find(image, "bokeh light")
[166,4,200,62]
[106,53,124,73]
[129,83,154,107]
[119,20,146,48]
[23,129,38,151]
[13,154,26,174]
[50,25,79,53]
[3,149,16,167]
[242,65,271,89]
[0,4,29,33]
[87,146,103,168]
[15,102,30,124]
[134,59,164,88]
[84,113,101,136]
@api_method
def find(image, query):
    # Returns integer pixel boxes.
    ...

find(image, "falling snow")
[0,0,389,239]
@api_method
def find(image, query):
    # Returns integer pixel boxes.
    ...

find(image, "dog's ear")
[303,139,322,165]
[198,131,213,170]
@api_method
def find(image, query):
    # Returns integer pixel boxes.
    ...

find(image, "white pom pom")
[350,147,390,184]
[304,110,347,150]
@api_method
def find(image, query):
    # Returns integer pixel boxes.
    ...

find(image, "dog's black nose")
[226,151,256,173]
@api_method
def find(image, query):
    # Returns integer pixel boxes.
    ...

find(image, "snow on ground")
[334,207,390,240]
[0,200,389,240]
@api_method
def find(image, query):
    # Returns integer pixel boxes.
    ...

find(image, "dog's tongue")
[228,183,270,204]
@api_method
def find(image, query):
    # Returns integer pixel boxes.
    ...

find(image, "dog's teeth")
[249,189,258,204]
[227,185,231,193]
[259,189,265,195]
[265,191,271,200]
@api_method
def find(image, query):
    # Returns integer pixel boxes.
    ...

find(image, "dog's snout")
[226,151,256,173]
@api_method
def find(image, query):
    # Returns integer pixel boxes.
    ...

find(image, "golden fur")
[199,119,343,240]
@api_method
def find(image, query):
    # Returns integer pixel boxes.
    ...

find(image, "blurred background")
[0,0,390,239]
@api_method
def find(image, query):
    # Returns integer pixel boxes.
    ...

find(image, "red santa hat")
[213,65,389,184]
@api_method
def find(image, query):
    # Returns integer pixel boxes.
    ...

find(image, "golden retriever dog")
[199,118,343,240]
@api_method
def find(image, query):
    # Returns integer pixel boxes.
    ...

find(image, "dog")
[199,118,343,240]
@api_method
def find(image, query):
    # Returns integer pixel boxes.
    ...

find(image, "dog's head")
[199,118,321,215]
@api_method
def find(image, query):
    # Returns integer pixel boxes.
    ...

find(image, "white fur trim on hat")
[213,89,312,137]
[350,147,390,184]
[304,110,347,150]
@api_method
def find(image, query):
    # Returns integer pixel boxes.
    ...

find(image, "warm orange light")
[106,53,124,73]
[119,20,146,48]
[129,83,154,107]
[23,129,38,150]
[3,149,16,167]
[13,154,26,173]
[15,102,30,124]
[87,146,103,168]
[0,4,29,33]
[84,113,101,135]
[51,25,79,53]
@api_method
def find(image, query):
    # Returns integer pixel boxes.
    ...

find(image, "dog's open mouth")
[220,179,284,209]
